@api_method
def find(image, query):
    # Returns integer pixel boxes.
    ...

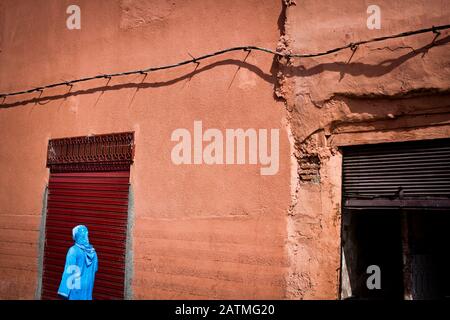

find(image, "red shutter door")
[41,132,134,300]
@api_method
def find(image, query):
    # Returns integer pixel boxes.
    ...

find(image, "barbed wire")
[1,24,449,99]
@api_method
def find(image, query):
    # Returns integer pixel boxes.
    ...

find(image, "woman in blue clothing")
[58,225,98,300]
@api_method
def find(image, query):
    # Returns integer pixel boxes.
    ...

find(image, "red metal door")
[41,132,134,300]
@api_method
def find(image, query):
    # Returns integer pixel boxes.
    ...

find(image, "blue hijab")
[58,225,98,300]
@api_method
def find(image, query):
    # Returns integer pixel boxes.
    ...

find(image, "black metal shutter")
[342,138,450,209]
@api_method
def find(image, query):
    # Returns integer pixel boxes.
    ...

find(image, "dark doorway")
[342,210,404,299]
[342,209,450,300]
[341,138,450,300]
[406,210,450,299]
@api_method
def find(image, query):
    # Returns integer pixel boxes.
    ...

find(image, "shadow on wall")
[1,35,449,110]
[0,58,277,109]
[283,35,450,80]
[0,1,290,111]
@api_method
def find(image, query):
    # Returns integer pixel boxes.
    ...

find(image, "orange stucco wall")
[0,0,290,299]
[1,0,449,300]
[281,0,450,299]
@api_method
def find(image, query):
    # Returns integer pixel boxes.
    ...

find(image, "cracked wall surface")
[280,0,450,299]
[0,0,290,299]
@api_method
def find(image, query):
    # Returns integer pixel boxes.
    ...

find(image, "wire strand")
[1,24,449,99]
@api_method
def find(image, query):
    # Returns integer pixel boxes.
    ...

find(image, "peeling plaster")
[120,0,176,30]
[280,0,450,299]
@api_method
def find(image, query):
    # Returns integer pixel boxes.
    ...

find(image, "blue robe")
[58,227,98,300]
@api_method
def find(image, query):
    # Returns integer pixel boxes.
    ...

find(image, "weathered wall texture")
[0,0,449,300]
[280,0,450,298]
[0,0,290,299]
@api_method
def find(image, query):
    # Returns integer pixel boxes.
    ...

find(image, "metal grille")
[342,138,450,202]
[41,171,130,300]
